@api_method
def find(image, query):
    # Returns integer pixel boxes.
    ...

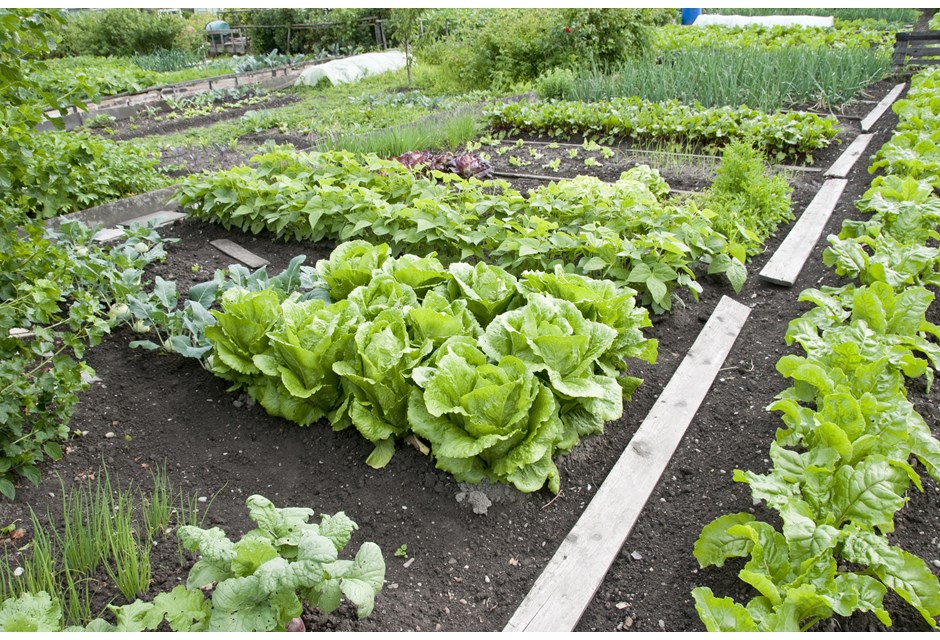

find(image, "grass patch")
[552,46,890,112]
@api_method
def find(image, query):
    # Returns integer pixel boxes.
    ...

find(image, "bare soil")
[1,78,937,633]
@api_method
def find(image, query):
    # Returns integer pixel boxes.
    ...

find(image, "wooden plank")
[504,295,751,633]
[93,210,187,243]
[860,83,905,132]
[759,179,847,286]
[209,239,270,268]
[120,210,187,229]
[825,134,874,178]
[897,45,940,55]
[896,31,940,41]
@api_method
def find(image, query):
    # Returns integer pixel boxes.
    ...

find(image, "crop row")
[176,147,796,314]
[693,69,940,631]
[201,241,657,493]
[485,98,841,162]
[655,23,895,52]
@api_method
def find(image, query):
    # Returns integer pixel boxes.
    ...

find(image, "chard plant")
[692,66,940,631]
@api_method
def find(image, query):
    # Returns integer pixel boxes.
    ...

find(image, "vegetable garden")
[2,6,940,633]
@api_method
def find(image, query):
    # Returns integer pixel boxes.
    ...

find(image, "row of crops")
[693,67,940,631]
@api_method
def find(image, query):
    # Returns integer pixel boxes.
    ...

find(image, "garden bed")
[3,74,936,633]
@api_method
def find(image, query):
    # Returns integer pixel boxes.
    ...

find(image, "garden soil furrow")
[1,77,932,633]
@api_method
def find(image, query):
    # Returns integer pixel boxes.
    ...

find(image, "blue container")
[681,8,701,25]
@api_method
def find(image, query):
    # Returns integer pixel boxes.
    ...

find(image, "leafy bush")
[694,142,794,257]
[0,10,177,497]
[536,68,576,100]
[560,8,659,70]
[222,8,386,56]
[6,131,168,220]
[416,8,659,90]
[61,9,187,57]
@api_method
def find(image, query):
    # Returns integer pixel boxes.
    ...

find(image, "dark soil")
[105,92,302,142]
[2,78,937,632]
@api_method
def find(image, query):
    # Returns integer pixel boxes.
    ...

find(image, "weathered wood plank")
[209,239,270,268]
[120,210,187,228]
[759,179,847,286]
[91,211,187,243]
[825,134,874,178]
[860,83,905,132]
[504,295,751,633]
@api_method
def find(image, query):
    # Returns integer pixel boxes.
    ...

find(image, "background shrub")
[416,8,660,91]
[62,9,188,57]
[220,8,387,55]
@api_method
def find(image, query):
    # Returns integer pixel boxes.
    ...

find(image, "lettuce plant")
[519,266,658,393]
[252,299,360,426]
[447,262,520,326]
[202,242,657,493]
[204,287,283,386]
[333,309,434,468]
[408,337,564,492]
[316,240,390,300]
[479,293,623,448]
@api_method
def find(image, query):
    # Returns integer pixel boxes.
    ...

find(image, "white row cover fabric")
[295,50,407,87]
[692,14,835,28]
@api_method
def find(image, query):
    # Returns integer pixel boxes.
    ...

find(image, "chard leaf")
[778,501,840,557]
[693,513,756,568]
[759,584,832,632]
[828,458,908,533]
[827,573,891,626]
[842,530,940,627]
[910,423,940,483]
[734,469,796,509]
[691,587,757,632]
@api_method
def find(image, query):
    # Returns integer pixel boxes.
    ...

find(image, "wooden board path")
[758,179,847,287]
[825,134,874,179]
[504,295,751,633]
[860,83,905,132]
[92,210,187,243]
[209,239,270,268]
